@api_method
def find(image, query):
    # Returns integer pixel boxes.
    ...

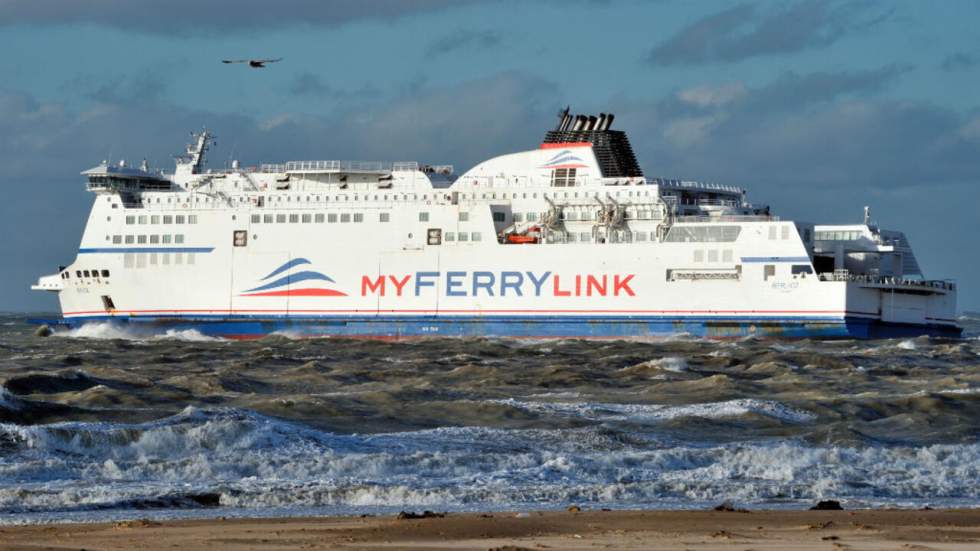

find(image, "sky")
[1,0,978,312]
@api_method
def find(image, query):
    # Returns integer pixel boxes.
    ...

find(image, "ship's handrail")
[674,215,779,223]
[257,160,421,173]
[819,271,956,291]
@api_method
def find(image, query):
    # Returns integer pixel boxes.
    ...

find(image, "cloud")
[0,0,485,34]
[940,52,979,72]
[426,29,503,56]
[617,67,978,191]
[649,1,894,65]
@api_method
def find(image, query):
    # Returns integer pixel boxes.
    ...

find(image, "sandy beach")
[2,508,979,551]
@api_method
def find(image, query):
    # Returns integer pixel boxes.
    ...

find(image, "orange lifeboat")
[507,234,538,244]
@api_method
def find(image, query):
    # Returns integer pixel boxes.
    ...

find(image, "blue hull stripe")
[740,256,811,263]
[56,313,962,340]
[78,247,215,254]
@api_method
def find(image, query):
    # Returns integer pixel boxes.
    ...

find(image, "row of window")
[110,234,186,244]
[60,269,110,279]
[814,230,863,241]
[125,214,198,225]
[123,252,196,268]
[693,249,736,263]
[250,213,376,224]
[443,232,482,242]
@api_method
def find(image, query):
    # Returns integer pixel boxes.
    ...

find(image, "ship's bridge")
[82,161,173,193]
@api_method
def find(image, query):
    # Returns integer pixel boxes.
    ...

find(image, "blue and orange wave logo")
[539,149,587,169]
[240,258,347,297]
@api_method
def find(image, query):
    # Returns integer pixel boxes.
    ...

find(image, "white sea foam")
[53,322,221,342]
[2,408,980,521]
[491,398,816,424]
[896,339,919,350]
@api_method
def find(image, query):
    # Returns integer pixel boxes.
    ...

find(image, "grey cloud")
[649,1,894,65]
[0,0,487,34]
[426,30,503,56]
[941,52,979,72]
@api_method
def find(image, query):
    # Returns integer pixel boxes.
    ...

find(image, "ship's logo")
[539,149,588,170]
[239,258,347,297]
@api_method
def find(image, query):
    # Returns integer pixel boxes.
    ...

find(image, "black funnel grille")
[543,109,642,178]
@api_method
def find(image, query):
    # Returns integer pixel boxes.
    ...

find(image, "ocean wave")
[53,322,221,342]
[2,407,979,517]
[490,398,817,424]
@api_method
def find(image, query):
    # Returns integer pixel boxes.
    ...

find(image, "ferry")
[32,109,961,338]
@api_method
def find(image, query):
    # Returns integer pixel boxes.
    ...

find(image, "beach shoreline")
[2,508,978,550]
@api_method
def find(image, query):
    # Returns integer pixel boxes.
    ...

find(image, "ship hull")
[55,314,963,340]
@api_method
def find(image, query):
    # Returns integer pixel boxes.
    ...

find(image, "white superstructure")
[33,109,960,338]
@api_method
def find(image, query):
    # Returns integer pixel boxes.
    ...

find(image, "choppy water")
[1,313,979,523]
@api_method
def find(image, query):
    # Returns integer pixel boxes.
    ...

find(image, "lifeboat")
[507,234,538,244]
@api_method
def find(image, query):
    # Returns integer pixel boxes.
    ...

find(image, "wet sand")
[3,509,979,551]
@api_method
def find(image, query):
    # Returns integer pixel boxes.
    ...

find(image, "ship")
[32,109,961,339]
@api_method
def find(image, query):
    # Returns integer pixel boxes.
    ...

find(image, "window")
[112,235,122,244]
[664,226,741,243]
[162,234,172,244]
[264,214,273,223]
[137,235,147,244]
[251,214,261,223]
[124,215,135,225]
[175,234,184,244]
[124,235,135,244]
[341,213,351,223]
[768,226,777,240]
[328,213,338,223]
[151,215,160,224]
[150,235,160,244]
[580,232,591,242]
[791,264,813,275]
[353,213,364,223]
[302,214,312,223]
[707,250,719,262]
[527,212,538,222]
[83,270,90,277]
[76,270,82,278]
[764,264,776,280]
[276,214,286,223]
[233,230,248,247]
[458,232,469,242]
[551,168,577,187]
[458,212,469,222]
[471,232,481,242]
[492,212,505,222]
[163,215,173,224]
[781,226,790,240]
[379,212,390,222]
[722,250,733,262]
[101,295,115,310]
[138,216,147,224]
[513,212,523,223]
[427,228,442,245]
[188,215,198,224]
[419,212,429,222]
[315,213,325,223]
[636,232,647,242]
[445,232,455,241]
[567,233,577,243]
[101,269,110,278]
[693,250,704,263]
[287,214,298,223]
[176,215,185,224]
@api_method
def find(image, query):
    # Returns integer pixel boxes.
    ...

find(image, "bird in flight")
[222,58,283,68]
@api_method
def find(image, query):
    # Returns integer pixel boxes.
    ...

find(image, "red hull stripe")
[539,142,592,149]
[239,288,347,297]
[63,308,871,316]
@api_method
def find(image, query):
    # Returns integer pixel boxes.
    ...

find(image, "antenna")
[863,206,870,225]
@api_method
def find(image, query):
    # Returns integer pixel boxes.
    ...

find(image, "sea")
[1,313,979,524]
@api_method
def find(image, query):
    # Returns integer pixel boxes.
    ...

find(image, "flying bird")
[222,58,283,68]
